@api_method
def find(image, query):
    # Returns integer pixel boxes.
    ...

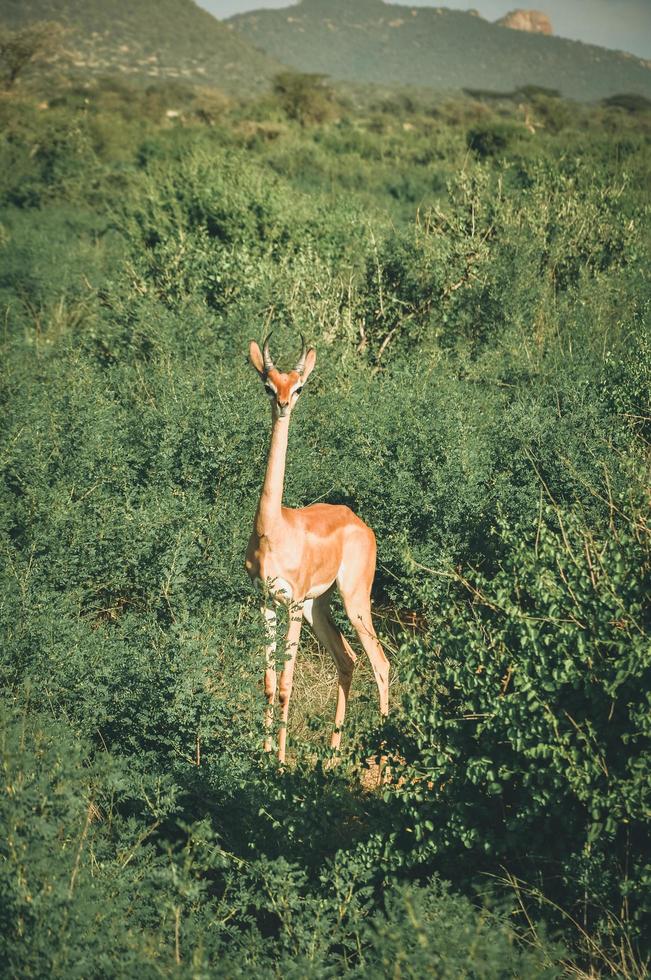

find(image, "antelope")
[245,335,389,763]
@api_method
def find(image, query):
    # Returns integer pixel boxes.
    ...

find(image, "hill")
[228,0,651,101]
[0,0,286,96]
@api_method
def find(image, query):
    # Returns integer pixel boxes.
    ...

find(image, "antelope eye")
[294,386,303,396]
[264,384,275,396]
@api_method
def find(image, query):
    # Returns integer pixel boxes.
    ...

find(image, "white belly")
[254,576,333,604]
[254,575,294,605]
[305,580,334,600]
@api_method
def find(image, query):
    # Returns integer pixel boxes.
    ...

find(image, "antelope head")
[249,333,316,420]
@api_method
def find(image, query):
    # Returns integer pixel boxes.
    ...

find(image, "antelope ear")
[249,340,265,377]
[301,347,317,383]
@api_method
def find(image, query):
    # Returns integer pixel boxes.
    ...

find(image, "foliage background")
[0,67,650,977]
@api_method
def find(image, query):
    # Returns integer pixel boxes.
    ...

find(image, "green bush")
[1,700,564,977]
[273,71,338,126]
[381,499,650,954]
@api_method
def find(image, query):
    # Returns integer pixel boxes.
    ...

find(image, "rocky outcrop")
[496,10,553,36]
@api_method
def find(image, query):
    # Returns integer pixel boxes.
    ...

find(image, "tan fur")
[246,339,389,762]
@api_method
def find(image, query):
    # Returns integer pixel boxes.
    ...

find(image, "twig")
[68,799,94,898]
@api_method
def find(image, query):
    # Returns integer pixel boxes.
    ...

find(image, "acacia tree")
[0,21,65,90]
[272,71,336,126]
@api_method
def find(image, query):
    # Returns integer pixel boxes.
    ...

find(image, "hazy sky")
[199,0,651,59]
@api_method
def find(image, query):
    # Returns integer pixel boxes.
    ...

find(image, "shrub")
[273,71,338,126]
[467,121,521,157]
[381,499,651,957]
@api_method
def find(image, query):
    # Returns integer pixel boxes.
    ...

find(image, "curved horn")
[262,333,275,373]
[294,333,308,374]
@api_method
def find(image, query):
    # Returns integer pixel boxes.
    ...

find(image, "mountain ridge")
[227,0,651,101]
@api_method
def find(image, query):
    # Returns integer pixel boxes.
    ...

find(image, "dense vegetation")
[1,69,650,977]
[229,0,651,102]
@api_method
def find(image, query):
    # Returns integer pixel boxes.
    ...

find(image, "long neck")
[255,416,289,532]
